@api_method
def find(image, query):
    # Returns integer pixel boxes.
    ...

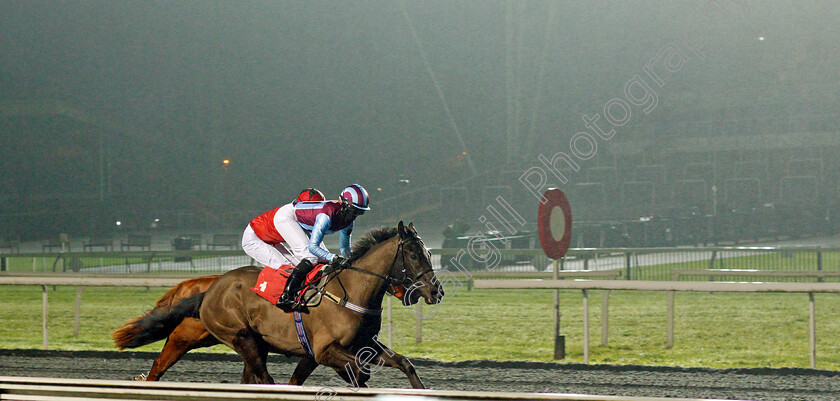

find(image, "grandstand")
[1,2,838,250]
[375,126,840,248]
[1,98,837,249]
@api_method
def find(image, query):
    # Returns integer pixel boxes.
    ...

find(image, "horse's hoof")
[134,372,148,381]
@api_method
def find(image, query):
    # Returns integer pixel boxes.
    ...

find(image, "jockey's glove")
[331,255,352,269]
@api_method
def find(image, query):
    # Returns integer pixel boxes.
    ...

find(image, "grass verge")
[1,284,838,370]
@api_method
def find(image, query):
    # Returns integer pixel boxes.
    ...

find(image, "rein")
[317,236,429,315]
[292,230,431,358]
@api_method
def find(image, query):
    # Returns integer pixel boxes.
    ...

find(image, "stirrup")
[276,294,298,312]
[279,301,307,313]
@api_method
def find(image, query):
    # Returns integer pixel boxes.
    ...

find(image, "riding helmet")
[340,184,371,210]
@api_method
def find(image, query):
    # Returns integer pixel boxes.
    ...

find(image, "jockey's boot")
[276,259,315,312]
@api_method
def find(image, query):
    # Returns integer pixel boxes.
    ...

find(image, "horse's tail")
[112,292,206,350]
[153,275,219,309]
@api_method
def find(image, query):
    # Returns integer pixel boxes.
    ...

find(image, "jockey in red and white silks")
[242,184,371,311]
[241,188,325,268]
[243,200,355,267]
[291,200,357,262]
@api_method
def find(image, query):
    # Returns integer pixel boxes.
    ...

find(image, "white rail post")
[73,287,84,337]
[582,289,589,364]
[386,296,393,348]
[601,290,609,346]
[41,285,48,350]
[667,290,675,348]
[415,302,422,344]
[809,292,816,369]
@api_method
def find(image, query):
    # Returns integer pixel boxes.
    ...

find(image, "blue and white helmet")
[340,184,371,210]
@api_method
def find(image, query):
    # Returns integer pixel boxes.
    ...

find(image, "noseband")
[313,234,433,315]
[393,237,435,286]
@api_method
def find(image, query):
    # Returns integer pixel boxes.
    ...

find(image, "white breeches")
[241,204,323,269]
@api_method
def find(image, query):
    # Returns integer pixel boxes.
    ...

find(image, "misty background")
[1,1,838,245]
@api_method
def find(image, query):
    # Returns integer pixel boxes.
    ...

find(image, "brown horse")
[114,275,220,381]
[115,273,406,382]
[114,222,443,387]
[199,221,443,387]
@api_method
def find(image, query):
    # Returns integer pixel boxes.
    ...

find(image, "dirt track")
[2,349,840,400]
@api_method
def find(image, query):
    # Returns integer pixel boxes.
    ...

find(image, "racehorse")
[114,273,405,382]
[114,274,220,381]
[113,221,443,388]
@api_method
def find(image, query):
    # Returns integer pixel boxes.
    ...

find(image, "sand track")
[2,350,839,400]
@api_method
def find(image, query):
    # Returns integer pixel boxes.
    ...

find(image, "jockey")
[242,187,326,270]
[242,184,371,311]
[292,188,325,205]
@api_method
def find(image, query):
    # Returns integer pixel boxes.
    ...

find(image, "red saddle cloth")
[250,264,325,304]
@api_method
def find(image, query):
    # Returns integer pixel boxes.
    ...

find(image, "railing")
[0,275,192,349]
[0,250,252,274]
[2,246,839,280]
[475,279,840,368]
[0,376,731,401]
[432,246,840,281]
[458,269,620,291]
[671,269,840,282]
[4,249,839,370]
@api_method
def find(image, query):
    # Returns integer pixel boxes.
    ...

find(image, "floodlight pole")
[400,1,476,176]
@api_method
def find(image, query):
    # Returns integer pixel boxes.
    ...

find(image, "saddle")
[250,264,329,308]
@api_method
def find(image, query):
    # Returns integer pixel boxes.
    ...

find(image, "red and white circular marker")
[537,188,573,259]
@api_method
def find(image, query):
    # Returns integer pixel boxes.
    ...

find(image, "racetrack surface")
[1,350,839,400]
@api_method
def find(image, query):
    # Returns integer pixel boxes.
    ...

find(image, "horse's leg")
[238,343,270,384]
[370,339,425,389]
[288,356,318,385]
[247,344,271,384]
[143,318,218,381]
[316,342,371,388]
[231,329,274,384]
[239,349,264,385]
[241,361,260,384]
[333,365,371,388]
[241,361,255,384]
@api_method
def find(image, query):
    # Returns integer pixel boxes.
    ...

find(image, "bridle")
[343,235,432,288]
[320,234,433,314]
[291,232,431,359]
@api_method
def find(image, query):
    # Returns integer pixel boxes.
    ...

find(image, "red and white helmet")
[293,188,325,204]
[340,184,370,210]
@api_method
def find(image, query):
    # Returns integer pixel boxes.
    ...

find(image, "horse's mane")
[349,226,399,262]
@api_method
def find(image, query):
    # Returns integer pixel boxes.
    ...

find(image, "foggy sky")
[1,1,838,225]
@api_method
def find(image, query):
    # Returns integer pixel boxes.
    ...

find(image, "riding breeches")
[241,204,323,268]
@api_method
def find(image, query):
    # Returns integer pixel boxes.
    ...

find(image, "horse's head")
[390,221,444,306]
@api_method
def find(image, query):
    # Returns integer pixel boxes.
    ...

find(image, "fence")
[0,376,730,401]
[3,246,840,360]
[0,250,252,274]
[474,279,840,368]
[432,246,840,280]
[671,268,840,282]
[0,275,189,349]
[0,274,410,351]
[2,246,838,279]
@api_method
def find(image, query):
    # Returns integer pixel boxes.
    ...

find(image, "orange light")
[461,152,467,155]
[222,159,230,165]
